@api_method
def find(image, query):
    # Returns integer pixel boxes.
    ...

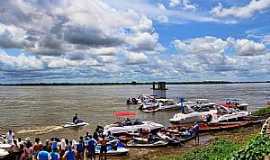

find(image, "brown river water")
[0,83,269,140]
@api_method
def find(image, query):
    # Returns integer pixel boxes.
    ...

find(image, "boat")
[157,99,180,110]
[127,139,168,147]
[127,98,142,105]
[0,149,9,159]
[127,95,155,105]
[0,144,11,150]
[156,127,197,146]
[195,99,210,105]
[63,121,89,128]
[95,145,128,156]
[138,98,159,110]
[170,103,250,124]
[219,98,249,110]
[104,119,164,135]
[170,103,217,124]
[214,106,250,122]
[156,132,181,146]
[141,98,181,113]
[104,112,164,135]
[200,120,263,133]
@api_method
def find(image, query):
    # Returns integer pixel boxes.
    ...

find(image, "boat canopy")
[113,111,136,118]
[224,98,242,102]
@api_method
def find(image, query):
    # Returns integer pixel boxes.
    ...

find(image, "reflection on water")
[0,83,269,140]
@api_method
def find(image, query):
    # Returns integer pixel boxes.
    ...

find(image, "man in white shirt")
[6,129,14,144]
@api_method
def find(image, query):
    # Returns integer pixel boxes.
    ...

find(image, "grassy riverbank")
[159,133,270,160]
[159,133,257,160]
[157,106,270,160]
[252,105,270,116]
[160,139,241,160]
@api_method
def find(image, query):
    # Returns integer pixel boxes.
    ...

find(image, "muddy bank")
[111,125,261,160]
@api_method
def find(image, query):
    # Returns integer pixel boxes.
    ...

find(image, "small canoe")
[127,140,168,147]
[199,120,262,132]
[63,122,89,128]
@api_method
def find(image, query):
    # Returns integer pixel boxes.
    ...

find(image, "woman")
[10,140,20,160]
[20,138,33,160]
[59,138,66,160]
[32,138,43,160]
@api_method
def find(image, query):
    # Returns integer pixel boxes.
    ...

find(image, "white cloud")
[105,0,220,24]
[89,47,119,56]
[173,36,228,54]
[0,50,44,71]
[229,38,266,56]
[211,0,270,18]
[127,16,162,52]
[262,35,270,45]
[126,52,148,65]
[41,56,101,69]
[169,0,197,11]
[127,32,159,51]
[174,36,267,56]
[0,24,29,48]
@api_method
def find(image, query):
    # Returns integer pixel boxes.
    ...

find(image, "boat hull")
[63,122,89,128]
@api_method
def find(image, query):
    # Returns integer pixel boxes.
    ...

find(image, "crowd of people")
[1,127,112,160]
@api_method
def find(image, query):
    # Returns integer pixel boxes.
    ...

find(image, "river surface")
[0,83,269,140]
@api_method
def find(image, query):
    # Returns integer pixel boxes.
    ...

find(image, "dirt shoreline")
[111,125,261,160]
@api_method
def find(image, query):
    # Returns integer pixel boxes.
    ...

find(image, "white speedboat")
[0,149,9,159]
[127,95,155,105]
[63,121,89,128]
[139,99,159,110]
[170,103,250,124]
[170,109,216,124]
[157,99,180,110]
[219,98,249,110]
[104,119,164,135]
[0,144,11,150]
[95,145,128,155]
[213,105,250,122]
[141,98,180,113]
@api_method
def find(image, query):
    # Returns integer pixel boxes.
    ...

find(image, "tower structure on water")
[152,82,167,98]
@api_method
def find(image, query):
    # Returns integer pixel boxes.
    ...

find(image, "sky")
[0,0,270,83]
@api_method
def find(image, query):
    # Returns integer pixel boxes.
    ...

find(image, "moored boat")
[199,120,263,132]
[104,119,164,135]
[104,112,164,135]
[141,98,182,113]
[219,98,249,110]
[0,149,9,159]
[127,139,168,147]
[170,103,250,124]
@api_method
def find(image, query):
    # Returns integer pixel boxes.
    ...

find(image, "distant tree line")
[0,81,269,86]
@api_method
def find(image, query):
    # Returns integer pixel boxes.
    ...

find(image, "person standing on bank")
[99,135,108,160]
[6,129,15,144]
